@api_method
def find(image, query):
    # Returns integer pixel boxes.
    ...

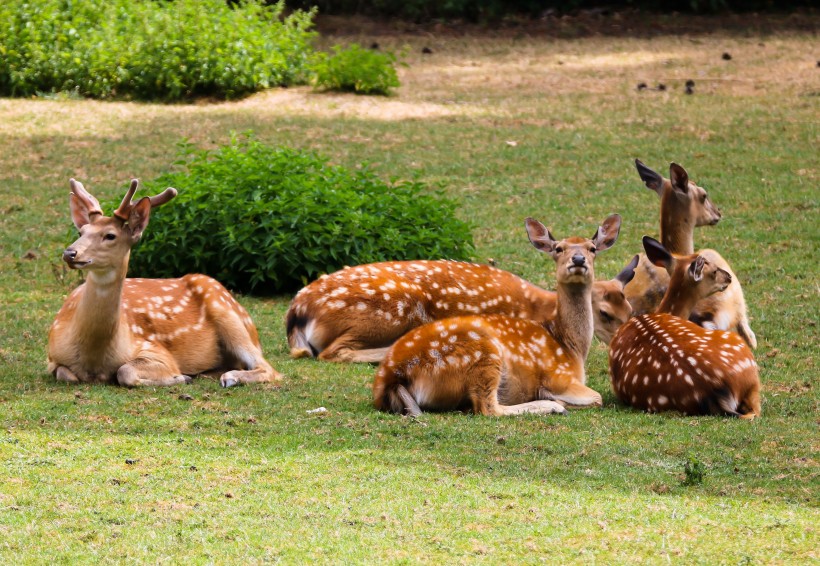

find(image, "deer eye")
[700,193,708,203]
[555,246,564,254]
[599,310,614,322]
[590,247,597,254]
[103,233,117,241]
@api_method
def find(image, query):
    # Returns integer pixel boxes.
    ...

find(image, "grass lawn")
[0,19,817,563]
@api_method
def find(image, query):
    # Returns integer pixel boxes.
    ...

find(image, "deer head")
[525,214,622,287]
[643,236,732,316]
[635,159,722,229]
[63,179,177,273]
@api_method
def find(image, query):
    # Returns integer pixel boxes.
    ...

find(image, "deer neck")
[551,281,593,362]
[659,195,695,255]
[655,271,698,318]
[74,259,129,346]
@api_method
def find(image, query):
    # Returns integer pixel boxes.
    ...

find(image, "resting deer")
[287,256,638,364]
[625,159,756,349]
[47,179,282,387]
[372,214,622,417]
[609,236,761,418]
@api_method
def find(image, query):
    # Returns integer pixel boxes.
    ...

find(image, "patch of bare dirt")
[314,10,819,39]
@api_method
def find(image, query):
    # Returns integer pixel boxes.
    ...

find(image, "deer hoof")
[221,375,238,388]
[182,375,193,384]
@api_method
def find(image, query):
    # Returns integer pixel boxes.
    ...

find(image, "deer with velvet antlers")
[47,179,282,387]
[625,159,756,349]
[372,215,622,417]
[287,256,638,364]
[609,236,760,418]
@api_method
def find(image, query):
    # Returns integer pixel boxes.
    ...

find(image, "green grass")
[0,26,818,562]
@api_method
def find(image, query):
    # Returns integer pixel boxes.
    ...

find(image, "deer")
[609,236,761,419]
[47,178,282,388]
[372,214,622,417]
[625,159,757,349]
[286,254,638,364]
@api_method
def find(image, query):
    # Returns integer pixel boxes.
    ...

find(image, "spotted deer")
[609,236,760,418]
[372,215,622,417]
[287,255,638,364]
[625,159,756,349]
[47,178,282,387]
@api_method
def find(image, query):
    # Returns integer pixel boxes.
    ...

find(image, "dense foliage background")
[0,0,316,100]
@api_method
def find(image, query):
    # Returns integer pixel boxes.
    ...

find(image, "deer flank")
[47,178,281,387]
[609,236,761,418]
[373,214,622,417]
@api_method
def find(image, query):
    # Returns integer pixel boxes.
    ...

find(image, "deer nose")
[63,249,78,263]
[572,254,586,267]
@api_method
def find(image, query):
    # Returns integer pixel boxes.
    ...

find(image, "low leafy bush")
[0,0,316,100]
[128,136,474,293]
[311,44,400,95]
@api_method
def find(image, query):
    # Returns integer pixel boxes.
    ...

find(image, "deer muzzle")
[63,248,90,268]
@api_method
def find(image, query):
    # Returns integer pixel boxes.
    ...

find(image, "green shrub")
[127,135,474,293]
[311,44,400,95]
[0,0,316,101]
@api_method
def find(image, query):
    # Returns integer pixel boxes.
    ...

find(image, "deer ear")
[615,254,640,287]
[689,256,706,282]
[643,236,673,270]
[525,217,556,254]
[669,163,690,194]
[127,196,152,243]
[69,192,92,230]
[69,178,102,230]
[592,214,621,252]
[635,159,664,195]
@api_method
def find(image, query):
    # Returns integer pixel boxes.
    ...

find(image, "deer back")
[374,314,584,413]
[287,260,558,356]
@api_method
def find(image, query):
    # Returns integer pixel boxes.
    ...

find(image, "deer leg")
[220,353,282,388]
[548,382,603,408]
[393,384,423,417]
[469,362,568,417]
[318,337,397,363]
[495,400,568,416]
[213,310,283,388]
[116,353,192,387]
[537,387,568,406]
[340,347,392,363]
[55,365,80,383]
